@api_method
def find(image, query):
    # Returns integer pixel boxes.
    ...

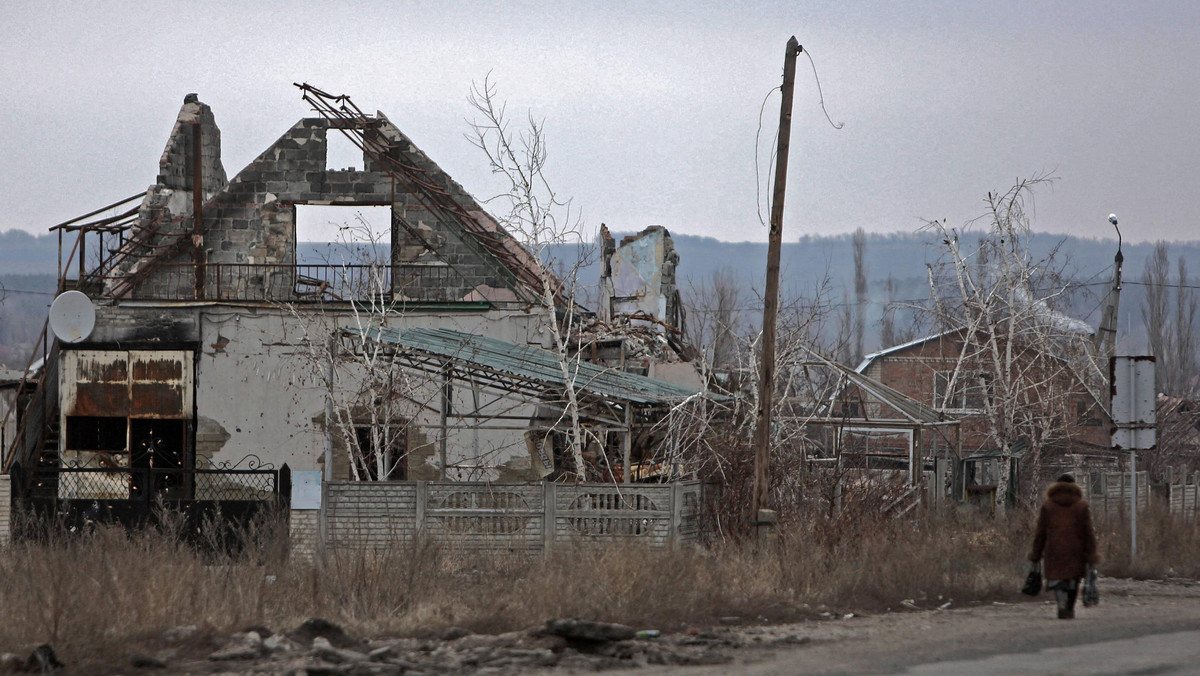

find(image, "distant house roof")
[342,326,703,406]
[855,328,962,374]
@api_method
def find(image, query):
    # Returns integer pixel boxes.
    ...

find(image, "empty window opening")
[353,424,407,481]
[326,129,364,171]
[66,416,127,451]
[296,205,392,267]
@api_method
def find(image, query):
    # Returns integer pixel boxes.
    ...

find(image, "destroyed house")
[0,88,705,520]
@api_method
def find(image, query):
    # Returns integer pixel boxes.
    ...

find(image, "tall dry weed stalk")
[2,503,1196,665]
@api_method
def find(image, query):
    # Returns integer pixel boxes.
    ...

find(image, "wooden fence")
[310,480,703,551]
[1165,468,1200,519]
[1078,471,1150,515]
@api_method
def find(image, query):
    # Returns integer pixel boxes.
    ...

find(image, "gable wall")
[131,113,523,303]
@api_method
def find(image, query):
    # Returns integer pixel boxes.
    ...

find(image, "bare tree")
[1141,243,1200,396]
[1175,257,1199,395]
[684,267,743,369]
[287,212,431,482]
[879,273,918,348]
[921,176,1104,509]
[467,76,591,479]
[852,227,867,365]
[1143,242,1171,386]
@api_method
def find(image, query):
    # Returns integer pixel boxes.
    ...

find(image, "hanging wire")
[801,47,844,130]
[754,86,781,226]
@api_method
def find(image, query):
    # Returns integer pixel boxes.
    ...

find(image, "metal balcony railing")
[92,262,476,303]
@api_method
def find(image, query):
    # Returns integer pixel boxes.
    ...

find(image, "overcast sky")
[2,0,1197,244]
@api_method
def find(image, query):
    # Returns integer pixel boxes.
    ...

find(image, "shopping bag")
[1021,561,1043,596]
[1082,568,1100,607]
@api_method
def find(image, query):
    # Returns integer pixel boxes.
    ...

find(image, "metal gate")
[8,462,290,548]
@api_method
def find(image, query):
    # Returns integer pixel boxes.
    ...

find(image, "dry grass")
[0,502,1194,668]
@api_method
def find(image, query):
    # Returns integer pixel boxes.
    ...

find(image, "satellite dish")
[49,291,96,343]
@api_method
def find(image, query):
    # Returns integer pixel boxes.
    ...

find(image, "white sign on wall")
[291,471,323,510]
[1111,355,1156,451]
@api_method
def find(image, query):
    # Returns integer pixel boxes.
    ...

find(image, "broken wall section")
[599,226,682,331]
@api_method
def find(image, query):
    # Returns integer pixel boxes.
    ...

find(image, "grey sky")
[1,0,1197,244]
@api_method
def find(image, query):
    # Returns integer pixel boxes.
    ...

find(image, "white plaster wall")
[193,305,549,480]
[606,229,669,323]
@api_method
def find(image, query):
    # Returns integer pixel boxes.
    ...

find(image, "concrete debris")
[544,618,637,642]
[25,644,63,673]
[0,653,22,674]
[263,633,300,654]
[207,631,264,661]
[96,624,747,674]
[288,618,363,650]
[439,626,472,641]
[162,625,199,642]
[128,653,168,669]
[311,637,368,664]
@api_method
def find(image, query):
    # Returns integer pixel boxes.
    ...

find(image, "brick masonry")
[857,330,1112,478]
[288,509,320,561]
[121,97,527,303]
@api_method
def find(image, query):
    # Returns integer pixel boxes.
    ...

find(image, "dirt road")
[596,578,1200,676]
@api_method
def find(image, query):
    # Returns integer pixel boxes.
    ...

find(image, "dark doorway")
[130,419,187,498]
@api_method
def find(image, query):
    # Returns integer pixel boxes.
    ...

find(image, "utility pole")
[751,36,801,540]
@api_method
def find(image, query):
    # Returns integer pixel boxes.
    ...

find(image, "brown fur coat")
[1028,481,1098,580]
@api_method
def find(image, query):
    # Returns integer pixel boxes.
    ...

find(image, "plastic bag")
[1082,568,1100,607]
[1021,561,1043,596]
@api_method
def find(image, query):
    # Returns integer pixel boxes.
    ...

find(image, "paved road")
[597,578,1200,676]
[904,629,1200,675]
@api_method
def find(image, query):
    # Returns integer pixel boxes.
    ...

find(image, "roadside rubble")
[1,617,819,674]
[163,617,745,674]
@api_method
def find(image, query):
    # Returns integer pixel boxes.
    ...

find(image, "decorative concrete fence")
[293,480,703,553]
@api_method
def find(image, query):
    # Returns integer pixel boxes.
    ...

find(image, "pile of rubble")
[2,618,765,674]
[573,315,693,369]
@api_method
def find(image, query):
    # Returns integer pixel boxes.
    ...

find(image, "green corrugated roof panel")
[344,326,702,405]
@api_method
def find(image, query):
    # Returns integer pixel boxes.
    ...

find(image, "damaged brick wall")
[121,97,528,304]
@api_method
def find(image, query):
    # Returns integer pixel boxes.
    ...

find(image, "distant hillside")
[0,230,58,275]
[0,273,55,367]
[2,228,1197,365]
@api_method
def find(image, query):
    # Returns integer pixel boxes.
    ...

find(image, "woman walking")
[1028,474,1098,619]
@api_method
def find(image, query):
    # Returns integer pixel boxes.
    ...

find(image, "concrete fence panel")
[315,480,703,552]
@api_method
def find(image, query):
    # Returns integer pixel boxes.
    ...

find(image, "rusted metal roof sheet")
[344,326,702,405]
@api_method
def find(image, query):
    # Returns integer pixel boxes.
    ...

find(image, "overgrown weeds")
[1,502,1195,665]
